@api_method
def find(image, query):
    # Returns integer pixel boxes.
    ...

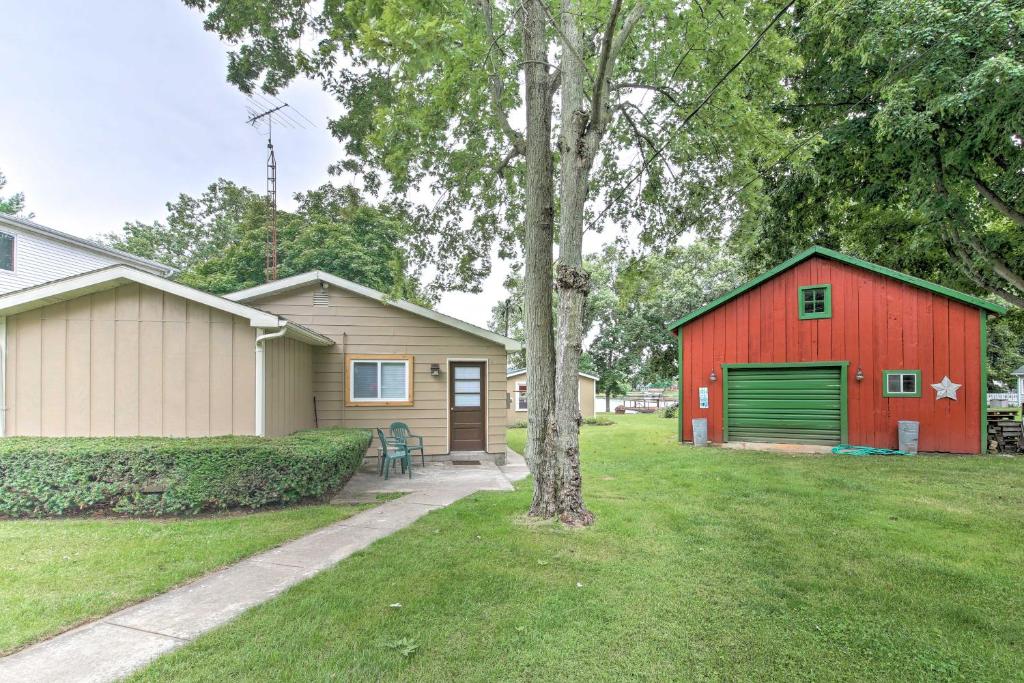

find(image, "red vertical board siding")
[679,256,982,453]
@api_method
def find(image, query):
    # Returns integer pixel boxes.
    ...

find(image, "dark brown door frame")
[448,360,487,452]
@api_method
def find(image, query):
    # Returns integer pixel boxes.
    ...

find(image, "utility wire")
[729,0,1000,202]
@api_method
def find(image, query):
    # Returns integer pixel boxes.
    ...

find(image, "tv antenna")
[245,95,314,281]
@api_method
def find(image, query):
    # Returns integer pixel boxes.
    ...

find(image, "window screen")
[351,359,409,401]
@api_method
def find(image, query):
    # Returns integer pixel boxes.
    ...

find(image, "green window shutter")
[798,284,832,320]
[726,365,844,446]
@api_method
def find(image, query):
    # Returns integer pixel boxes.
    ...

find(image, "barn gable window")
[882,370,921,397]
[798,285,831,320]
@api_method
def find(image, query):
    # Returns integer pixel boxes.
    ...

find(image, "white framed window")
[515,382,527,411]
[346,355,414,406]
[0,232,14,272]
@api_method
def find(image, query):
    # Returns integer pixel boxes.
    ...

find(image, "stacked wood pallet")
[987,409,1022,453]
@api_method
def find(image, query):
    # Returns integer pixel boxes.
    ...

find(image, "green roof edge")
[666,246,1007,331]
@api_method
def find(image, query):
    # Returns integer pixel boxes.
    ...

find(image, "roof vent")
[313,288,330,307]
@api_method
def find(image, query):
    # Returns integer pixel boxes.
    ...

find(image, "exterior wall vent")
[313,289,330,307]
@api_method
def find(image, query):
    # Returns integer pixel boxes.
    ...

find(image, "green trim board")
[677,333,684,443]
[980,310,988,454]
[798,284,832,320]
[882,369,922,397]
[721,362,849,445]
[666,246,1007,331]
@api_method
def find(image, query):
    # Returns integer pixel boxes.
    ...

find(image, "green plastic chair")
[389,422,425,466]
[376,428,411,480]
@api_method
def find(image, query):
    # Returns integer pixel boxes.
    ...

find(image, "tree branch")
[480,0,525,154]
[548,67,561,100]
[590,1,646,132]
[973,173,1024,228]
[610,81,686,107]
[940,225,1024,308]
[934,149,1024,301]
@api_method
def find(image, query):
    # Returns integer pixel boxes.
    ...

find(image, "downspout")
[255,324,287,437]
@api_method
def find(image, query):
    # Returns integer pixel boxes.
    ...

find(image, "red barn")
[668,247,1007,454]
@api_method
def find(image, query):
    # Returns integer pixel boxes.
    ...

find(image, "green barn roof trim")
[666,246,1007,331]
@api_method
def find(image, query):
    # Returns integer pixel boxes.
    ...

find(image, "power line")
[730,0,1000,203]
[588,0,800,230]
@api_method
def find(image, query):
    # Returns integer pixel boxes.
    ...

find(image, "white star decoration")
[931,376,961,400]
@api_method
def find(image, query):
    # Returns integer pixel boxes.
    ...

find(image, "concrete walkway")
[0,450,529,683]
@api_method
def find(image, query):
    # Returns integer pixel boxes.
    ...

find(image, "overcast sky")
[0,0,529,327]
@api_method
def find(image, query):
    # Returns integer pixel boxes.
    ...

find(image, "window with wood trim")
[798,284,831,319]
[514,382,527,411]
[882,370,921,397]
[346,355,414,406]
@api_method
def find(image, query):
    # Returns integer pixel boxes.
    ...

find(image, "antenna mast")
[247,103,288,281]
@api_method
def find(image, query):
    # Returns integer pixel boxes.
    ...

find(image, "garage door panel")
[726,366,843,446]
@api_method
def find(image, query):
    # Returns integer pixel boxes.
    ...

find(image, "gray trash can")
[692,418,709,447]
[897,420,920,454]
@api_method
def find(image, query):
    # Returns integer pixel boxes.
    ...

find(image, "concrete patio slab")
[0,449,530,683]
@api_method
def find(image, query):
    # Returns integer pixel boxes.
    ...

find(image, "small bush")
[661,404,678,419]
[0,428,370,518]
[583,416,615,426]
[509,420,528,429]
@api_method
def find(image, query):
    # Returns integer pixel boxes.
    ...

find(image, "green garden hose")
[831,444,911,456]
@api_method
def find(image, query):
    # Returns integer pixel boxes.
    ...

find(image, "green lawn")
[0,504,370,654]
[133,415,1023,681]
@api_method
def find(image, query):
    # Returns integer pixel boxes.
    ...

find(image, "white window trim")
[348,357,412,404]
[514,382,527,411]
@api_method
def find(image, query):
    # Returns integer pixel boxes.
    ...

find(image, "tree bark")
[549,0,601,527]
[518,0,559,516]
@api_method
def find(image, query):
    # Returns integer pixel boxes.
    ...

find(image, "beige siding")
[4,284,257,437]
[505,373,596,425]
[254,283,508,455]
[579,375,596,418]
[506,376,527,425]
[263,336,315,437]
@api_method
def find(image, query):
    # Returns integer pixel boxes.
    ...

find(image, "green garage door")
[726,366,843,445]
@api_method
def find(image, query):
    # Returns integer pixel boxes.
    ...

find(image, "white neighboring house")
[0,213,174,294]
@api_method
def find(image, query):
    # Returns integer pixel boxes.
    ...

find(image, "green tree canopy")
[0,170,29,217]
[732,0,1024,308]
[105,180,427,300]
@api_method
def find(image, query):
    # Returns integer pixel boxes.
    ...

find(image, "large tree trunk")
[550,0,599,526]
[518,0,559,516]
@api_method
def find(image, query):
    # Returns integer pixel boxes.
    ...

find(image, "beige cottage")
[506,369,597,425]
[0,266,520,459]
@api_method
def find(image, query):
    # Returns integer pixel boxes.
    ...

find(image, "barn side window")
[798,284,831,320]
[882,370,921,397]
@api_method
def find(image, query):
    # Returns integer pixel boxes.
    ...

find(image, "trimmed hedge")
[0,428,370,517]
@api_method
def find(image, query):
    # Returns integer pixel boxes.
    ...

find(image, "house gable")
[667,246,1006,332]
[0,214,175,294]
[248,280,509,456]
